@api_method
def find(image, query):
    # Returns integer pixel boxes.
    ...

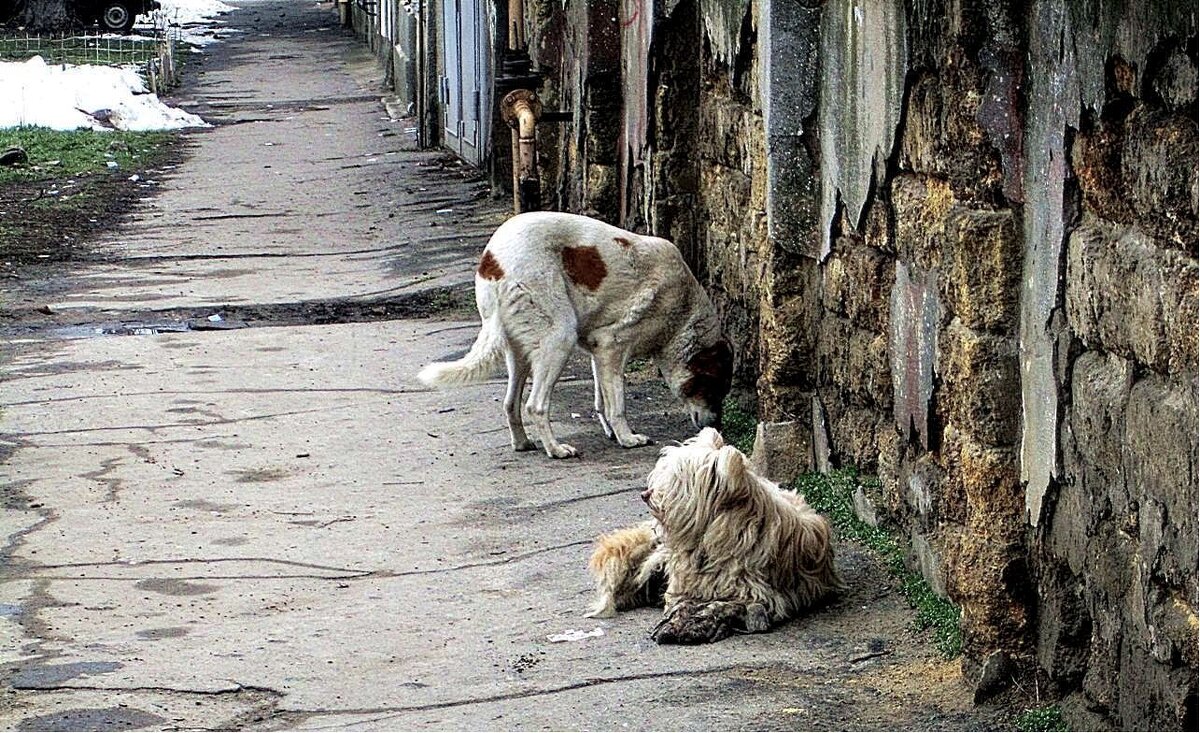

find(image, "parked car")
[75,0,161,34]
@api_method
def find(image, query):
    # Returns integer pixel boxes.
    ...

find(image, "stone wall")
[522,1,1197,727]
[807,0,1198,726]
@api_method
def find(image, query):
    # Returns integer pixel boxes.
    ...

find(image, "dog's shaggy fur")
[586,428,843,643]
[418,212,732,459]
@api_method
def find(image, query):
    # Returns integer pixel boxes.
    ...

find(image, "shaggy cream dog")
[417,212,732,459]
[586,428,843,643]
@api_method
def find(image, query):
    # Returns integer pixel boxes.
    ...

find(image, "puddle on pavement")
[10,661,122,688]
[51,318,247,340]
[135,626,191,640]
[16,707,166,731]
[133,578,221,597]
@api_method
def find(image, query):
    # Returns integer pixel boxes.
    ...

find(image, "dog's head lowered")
[678,340,733,430]
[641,427,755,547]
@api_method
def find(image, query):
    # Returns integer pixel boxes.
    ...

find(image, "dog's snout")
[692,408,720,430]
[640,487,654,504]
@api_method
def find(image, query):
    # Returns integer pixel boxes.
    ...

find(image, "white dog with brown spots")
[418,211,732,458]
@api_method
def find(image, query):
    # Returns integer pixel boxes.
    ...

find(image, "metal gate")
[440,0,485,164]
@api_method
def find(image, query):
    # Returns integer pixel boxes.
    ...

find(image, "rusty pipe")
[501,89,542,213]
[508,0,525,50]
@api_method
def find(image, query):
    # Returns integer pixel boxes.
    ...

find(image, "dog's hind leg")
[524,324,578,459]
[504,349,535,451]
[585,520,662,617]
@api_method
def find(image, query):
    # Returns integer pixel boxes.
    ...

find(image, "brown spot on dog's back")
[562,245,607,290]
[680,340,734,409]
[614,236,635,248]
[478,250,505,281]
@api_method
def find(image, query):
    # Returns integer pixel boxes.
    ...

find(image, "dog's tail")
[418,288,505,387]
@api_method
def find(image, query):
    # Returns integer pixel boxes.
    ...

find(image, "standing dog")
[586,428,843,643]
[418,212,732,459]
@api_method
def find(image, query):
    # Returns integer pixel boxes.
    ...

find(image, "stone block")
[940,207,1021,332]
[901,454,943,527]
[1122,109,1198,251]
[824,400,884,473]
[748,420,813,484]
[939,429,1023,591]
[1062,349,1135,517]
[909,530,947,597]
[765,133,819,257]
[853,484,879,527]
[1072,107,1198,252]
[650,150,699,199]
[1150,45,1198,110]
[1044,481,1090,577]
[583,163,618,218]
[1066,221,1198,375]
[1036,564,1092,685]
[818,316,892,409]
[936,319,1020,448]
[1123,374,1199,593]
[898,65,1006,205]
[891,174,953,273]
[875,420,902,511]
[822,242,893,333]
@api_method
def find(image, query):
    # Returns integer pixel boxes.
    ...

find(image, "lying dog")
[418,212,732,458]
[586,428,843,643]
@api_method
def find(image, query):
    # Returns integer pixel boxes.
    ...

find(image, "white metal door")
[440,0,483,164]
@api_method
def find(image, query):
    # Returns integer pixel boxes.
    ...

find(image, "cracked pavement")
[0,2,1010,730]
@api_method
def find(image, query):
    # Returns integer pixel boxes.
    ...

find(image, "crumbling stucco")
[817,0,906,260]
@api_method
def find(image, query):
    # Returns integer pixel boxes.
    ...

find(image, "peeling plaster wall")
[817,0,907,260]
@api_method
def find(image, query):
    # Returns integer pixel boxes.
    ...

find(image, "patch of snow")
[0,56,209,131]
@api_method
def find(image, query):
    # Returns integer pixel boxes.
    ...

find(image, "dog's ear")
[699,427,725,448]
[714,445,751,508]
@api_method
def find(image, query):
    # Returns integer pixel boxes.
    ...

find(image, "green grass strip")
[791,469,964,659]
[1014,705,1067,732]
[0,127,171,184]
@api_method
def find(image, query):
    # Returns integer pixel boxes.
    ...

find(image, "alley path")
[1,2,1009,730]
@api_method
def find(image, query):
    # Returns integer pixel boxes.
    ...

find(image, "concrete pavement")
[0,2,1007,730]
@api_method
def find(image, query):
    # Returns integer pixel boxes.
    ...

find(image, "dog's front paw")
[617,433,651,448]
[512,438,536,452]
[545,442,578,459]
[583,598,616,619]
[651,601,737,645]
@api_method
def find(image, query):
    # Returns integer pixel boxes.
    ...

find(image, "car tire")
[98,2,136,34]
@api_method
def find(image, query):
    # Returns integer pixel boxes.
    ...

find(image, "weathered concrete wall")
[522,2,1196,726]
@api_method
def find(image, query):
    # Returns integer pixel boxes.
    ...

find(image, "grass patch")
[0,127,172,184]
[720,395,756,455]
[1014,705,1067,732]
[792,469,964,659]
